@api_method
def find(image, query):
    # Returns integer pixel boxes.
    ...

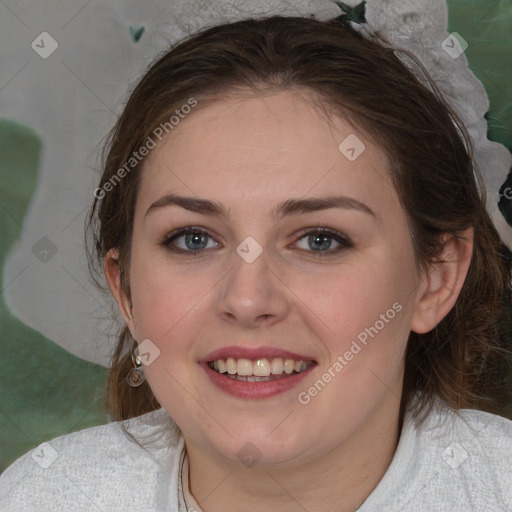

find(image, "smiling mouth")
[207,357,315,382]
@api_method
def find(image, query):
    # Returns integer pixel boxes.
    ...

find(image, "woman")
[1,13,511,512]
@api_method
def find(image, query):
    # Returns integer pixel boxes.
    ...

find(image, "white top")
[1,397,511,511]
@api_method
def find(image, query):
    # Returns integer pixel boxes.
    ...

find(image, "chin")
[202,418,319,468]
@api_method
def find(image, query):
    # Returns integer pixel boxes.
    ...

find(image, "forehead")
[136,89,399,220]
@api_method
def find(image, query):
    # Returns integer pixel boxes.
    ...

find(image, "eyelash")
[161,226,354,258]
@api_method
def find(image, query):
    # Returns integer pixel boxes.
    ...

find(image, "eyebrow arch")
[144,193,377,221]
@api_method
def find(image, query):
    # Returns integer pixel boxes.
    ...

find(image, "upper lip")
[201,345,316,363]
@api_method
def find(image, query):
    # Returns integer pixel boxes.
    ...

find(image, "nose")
[216,245,290,329]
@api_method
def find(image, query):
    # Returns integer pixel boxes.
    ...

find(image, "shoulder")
[439,403,512,450]
[0,408,184,511]
[418,403,512,509]
[422,401,512,471]
[411,401,512,509]
[363,398,512,511]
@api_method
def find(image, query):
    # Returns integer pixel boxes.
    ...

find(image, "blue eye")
[162,226,218,255]
[162,226,353,257]
[295,228,353,256]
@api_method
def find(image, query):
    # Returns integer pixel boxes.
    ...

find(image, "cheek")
[304,252,416,408]
[127,250,207,411]
[309,253,414,347]
[128,242,196,345]
[295,260,414,427]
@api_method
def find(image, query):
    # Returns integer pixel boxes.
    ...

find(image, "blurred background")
[1,0,511,472]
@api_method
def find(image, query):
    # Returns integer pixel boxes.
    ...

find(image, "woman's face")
[121,89,425,467]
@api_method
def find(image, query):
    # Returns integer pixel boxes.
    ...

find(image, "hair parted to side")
[85,15,512,424]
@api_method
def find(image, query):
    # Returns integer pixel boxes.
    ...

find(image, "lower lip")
[200,362,316,399]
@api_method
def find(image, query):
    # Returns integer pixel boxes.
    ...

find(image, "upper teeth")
[210,357,312,377]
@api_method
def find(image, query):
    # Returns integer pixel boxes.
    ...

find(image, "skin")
[105,89,473,511]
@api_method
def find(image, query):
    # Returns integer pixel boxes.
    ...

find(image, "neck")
[184,390,403,512]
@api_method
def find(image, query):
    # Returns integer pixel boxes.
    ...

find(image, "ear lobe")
[104,248,136,334]
[410,228,474,334]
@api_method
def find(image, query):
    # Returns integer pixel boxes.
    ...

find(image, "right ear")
[104,248,136,335]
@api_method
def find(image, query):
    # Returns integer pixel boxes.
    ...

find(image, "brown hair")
[85,15,512,423]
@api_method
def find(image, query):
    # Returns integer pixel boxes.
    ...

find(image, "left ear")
[410,227,474,334]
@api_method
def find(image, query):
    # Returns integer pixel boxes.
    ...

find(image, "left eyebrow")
[144,193,377,221]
